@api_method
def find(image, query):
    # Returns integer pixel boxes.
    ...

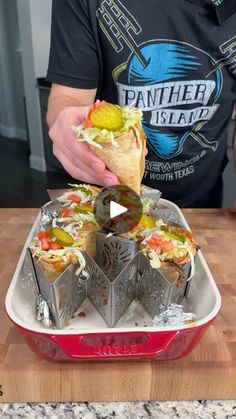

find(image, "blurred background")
[0,0,235,208]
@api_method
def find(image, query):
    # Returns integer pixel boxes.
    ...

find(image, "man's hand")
[49,106,119,186]
[47,84,119,186]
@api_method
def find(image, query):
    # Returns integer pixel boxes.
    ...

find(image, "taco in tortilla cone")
[31,183,101,282]
[30,227,87,283]
[73,101,146,195]
[56,184,101,258]
[34,184,102,282]
[140,219,197,286]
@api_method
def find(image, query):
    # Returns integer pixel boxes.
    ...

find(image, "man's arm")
[47,84,96,127]
[46,83,119,186]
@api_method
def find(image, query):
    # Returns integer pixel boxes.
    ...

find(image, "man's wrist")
[47,97,86,127]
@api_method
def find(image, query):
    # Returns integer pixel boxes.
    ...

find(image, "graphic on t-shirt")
[96,1,225,161]
[218,36,236,76]
[97,0,223,159]
[114,41,223,160]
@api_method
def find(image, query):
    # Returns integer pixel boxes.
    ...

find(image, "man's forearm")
[46,94,85,127]
[46,84,97,127]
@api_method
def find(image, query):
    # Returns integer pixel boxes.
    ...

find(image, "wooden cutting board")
[1,208,236,402]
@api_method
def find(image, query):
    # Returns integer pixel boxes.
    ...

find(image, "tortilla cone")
[89,123,146,195]
[163,226,197,266]
[78,223,98,259]
[159,264,185,288]
[37,258,70,283]
[32,228,97,284]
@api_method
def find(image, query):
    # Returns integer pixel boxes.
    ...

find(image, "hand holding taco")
[73,101,146,195]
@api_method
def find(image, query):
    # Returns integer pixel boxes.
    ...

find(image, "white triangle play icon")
[110,201,128,219]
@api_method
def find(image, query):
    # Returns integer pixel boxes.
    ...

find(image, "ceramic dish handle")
[51,331,180,359]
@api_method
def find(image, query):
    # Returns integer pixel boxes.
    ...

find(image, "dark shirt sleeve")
[46,0,99,89]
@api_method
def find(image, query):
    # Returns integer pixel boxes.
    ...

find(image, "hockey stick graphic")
[97,0,149,67]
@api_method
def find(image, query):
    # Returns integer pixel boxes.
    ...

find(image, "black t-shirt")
[47,0,236,207]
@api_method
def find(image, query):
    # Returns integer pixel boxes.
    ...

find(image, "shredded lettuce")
[141,197,156,213]
[148,249,161,269]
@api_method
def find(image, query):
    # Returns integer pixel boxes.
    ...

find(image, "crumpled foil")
[40,200,62,230]
[155,208,181,224]
[36,295,52,328]
[152,303,195,327]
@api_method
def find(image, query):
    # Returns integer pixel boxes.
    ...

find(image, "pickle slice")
[140,214,157,228]
[161,226,185,243]
[50,227,74,246]
[74,204,93,214]
[72,185,89,196]
[89,103,124,131]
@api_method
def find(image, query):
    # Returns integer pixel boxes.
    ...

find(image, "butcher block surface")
[0,208,236,402]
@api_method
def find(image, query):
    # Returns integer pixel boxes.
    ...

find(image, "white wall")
[0,0,27,140]
[0,0,52,146]
[16,0,52,171]
[29,0,52,78]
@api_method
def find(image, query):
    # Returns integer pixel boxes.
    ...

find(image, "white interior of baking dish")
[5,199,221,335]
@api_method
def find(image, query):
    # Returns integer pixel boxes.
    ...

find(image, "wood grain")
[0,208,236,402]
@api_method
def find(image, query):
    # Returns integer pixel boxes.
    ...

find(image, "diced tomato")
[38,230,49,241]
[60,208,75,217]
[67,194,81,204]
[49,242,62,250]
[95,99,107,108]
[41,239,50,251]
[82,118,93,128]
[88,99,106,115]
[38,231,51,250]
[147,234,173,252]
[147,238,162,248]
[150,234,163,242]
[160,241,173,251]
[147,242,159,251]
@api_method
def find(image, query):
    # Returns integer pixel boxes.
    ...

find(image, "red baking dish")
[5,199,221,361]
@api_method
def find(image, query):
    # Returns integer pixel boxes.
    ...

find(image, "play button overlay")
[93,185,143,234]
[110,201,127,219]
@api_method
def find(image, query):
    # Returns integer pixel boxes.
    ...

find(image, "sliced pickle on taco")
[30,228,86,283]
[56,205,99,259]
[73,101,146,195]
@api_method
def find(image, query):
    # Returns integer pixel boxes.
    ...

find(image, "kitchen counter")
[0,208,236,415]
[0,400,236,418]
